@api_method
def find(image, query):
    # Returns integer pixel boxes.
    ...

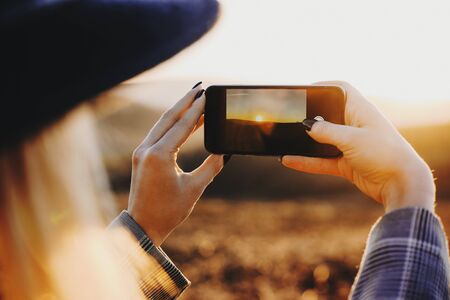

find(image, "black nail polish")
[302,119,317,131]
[223,154,232,165]
[194,89,205,100]
[192,81,202,89]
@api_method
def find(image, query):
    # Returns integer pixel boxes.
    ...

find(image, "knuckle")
[146,145,162,157]
[143,146,167,162]
[132,148,143,166]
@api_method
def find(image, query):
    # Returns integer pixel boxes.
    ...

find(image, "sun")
[255,115,264,122]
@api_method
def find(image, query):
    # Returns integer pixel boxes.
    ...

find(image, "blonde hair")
[0,104,143,299]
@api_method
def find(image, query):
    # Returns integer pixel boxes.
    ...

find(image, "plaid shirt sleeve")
[350,207,450,299]
[109,211,190,300]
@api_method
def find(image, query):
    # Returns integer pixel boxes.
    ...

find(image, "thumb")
[191,154,224,188]
[306,120,359,150]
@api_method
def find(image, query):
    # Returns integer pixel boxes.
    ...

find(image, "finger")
[193,114,204,132]
[281,155,341,176]
[312,81,387,128]
[141,85,203,147]
[312,80,362,104]
[182,114,204,143]
[155,93,206,150]
[307,120,361,151]
[312,80,355,91]
[191,154,224,187]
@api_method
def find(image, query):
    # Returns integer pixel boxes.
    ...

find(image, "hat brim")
[1,0,219,144]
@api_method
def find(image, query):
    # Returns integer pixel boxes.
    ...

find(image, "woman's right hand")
[127,84,224,246]
[281,81,435,213]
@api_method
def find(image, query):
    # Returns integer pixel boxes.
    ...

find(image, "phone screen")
[226,89,307,123]
[205,85,345,157]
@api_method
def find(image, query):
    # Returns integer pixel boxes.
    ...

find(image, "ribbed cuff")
[369,207,448,249]
[109,211,190,299]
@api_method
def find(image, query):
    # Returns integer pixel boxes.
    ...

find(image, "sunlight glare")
[126,0,450,126]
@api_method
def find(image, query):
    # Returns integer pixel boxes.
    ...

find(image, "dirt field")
[123,195,450,300]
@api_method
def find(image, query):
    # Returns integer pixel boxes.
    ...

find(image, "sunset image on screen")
[226,89,307,123]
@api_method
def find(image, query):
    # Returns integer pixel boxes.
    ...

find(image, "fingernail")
[314,116,325,121]
[194,89,205,100]
[223,154,232,165]
[302,118,317,131]
[192,81,202,89]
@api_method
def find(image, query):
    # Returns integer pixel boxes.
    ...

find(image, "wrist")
[127,209,164,247]
[383,161,435,213]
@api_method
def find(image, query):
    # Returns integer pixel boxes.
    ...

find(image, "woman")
[1,0,221,298]
[283,81,449,299]
[0,1,448,300]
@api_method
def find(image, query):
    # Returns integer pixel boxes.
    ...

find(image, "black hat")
[0,0,219,148]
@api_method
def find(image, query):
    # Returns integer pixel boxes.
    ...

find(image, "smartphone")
[204,85,346,157]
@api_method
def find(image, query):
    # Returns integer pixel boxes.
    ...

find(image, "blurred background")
[97,0,450,299]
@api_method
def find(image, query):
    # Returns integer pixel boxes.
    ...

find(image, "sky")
[122,0,450,127]
[226,89,306,123]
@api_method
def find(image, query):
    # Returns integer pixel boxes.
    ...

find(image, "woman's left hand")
[127,84,224,246]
